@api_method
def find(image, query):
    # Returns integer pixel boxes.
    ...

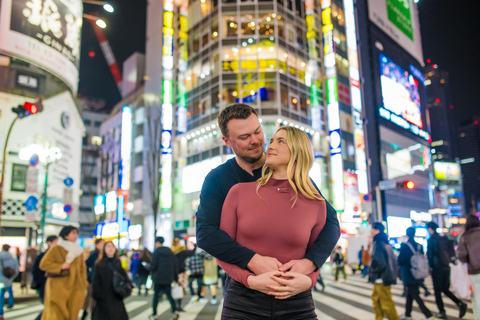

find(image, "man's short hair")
[46,235,58,243]
[59,225,78,240]
[426,221,439,231]
[406,227,416,238]
[217,104,258,138]
[372,222,385,233]
[155,236,165,244]
[2,244,10,251]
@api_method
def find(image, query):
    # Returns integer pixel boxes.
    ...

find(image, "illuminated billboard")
[380,53,422,128]
[367,0,423,64]
[0,0,83,93]
[433,162,461,181]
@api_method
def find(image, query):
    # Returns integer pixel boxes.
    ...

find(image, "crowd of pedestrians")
[0,103,478,320]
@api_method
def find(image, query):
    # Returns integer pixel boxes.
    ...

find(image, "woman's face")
[65,229,78,242]
[265,130,291,171]
[96,240,105,251]
[105,242,117,258]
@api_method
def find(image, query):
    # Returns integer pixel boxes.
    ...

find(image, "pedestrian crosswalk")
[6,272,475,320]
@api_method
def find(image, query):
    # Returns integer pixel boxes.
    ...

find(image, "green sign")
[325,77,338,105]
[175,220,190,229]
[386,0,413,40]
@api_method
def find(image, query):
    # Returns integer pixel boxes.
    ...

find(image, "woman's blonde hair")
[257,126,323,206]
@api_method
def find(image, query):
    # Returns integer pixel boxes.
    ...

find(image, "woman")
[137,249,151,296]
[40,226,87,320]
[457,214,480,319]
[217,126,327,319]
[91,241,130,320]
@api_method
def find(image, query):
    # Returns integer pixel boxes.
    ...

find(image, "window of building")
[202,30,210,48]
[192,32,200,53]
[259,14,275,36]
[334,29,347,53]
[211,19,219,41]
[212,87,220,112]
[11,164,28,192]
[280,84,288,109]
[289,93,299,111]
[286,23,295,43]
[91,136,102,146]
[222,83,239,103]
[223,16,238,37]
[241,14,256,36]
[84,119,91,126]
[300,93,308,115]
[211,52,219,76]
[193,98,201,118]
[331,3,345,27]
[296,27,304,50]
[201,94,211,115]
[277,17,285,38]
[94,121,102,128]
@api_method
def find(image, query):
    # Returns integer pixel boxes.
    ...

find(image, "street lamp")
[83,0,115,12]
[83,13,107,29]
[19,144,62,250]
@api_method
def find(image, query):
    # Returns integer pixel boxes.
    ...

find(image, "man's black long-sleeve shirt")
[196,157,340,270]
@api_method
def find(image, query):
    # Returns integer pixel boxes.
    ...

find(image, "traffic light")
[397,180,415,189]
[11,99,43,119]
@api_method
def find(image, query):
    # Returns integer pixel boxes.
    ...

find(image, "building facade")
[0,0,85,249]
[457,122,480,214]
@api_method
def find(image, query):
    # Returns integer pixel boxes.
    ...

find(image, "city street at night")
[3,273,476,320]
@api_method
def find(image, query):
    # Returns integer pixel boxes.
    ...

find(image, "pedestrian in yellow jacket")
[40,226,88,320]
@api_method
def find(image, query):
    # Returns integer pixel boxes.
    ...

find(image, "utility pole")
[39,161,51,251]
[0,117,19,236]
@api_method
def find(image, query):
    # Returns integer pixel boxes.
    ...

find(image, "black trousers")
[152,283,177,315]
[222,280,317,320]
[405,284,432,318]
[432,268,462,313]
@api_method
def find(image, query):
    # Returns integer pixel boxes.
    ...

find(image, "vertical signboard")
[177,0,189,134]
[161,0,174,210]
[0,0,83,92]
[344,0,369,194]
[321,0,344,210]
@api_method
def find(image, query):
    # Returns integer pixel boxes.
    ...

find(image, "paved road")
[6,273,475,319]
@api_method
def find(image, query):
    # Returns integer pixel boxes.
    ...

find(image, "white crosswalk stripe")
[6,273,475,320]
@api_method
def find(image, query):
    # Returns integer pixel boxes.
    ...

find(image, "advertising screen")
[0,0,83,93]
[380,53,423,129]
[433,162,461,181]
[387,216,412,238]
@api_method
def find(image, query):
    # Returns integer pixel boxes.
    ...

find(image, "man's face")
[222,113,265,164]
[371,228,380,237]
[428,228,434,235]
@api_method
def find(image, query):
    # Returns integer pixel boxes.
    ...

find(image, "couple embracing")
[196,104,340,319]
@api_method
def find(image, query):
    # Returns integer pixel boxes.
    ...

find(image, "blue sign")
[29,154,39,167]
[25,196,38,211]
[63,177,74,187]
[63,204,73,214]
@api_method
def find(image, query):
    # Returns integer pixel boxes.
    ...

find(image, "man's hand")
[247,254,283,275]
[247,271,283,294]
[266,272,312,299]
[61,262,70,269]
[278,259,316,274]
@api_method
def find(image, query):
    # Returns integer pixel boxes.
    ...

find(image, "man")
[358,245,364,272]
[0,244,19,320]
[31,235,58,320]
[332,246,347,282]
[426,221,467,319]
[196,103,340,289]
[149,237,178,320]
[397,227,433,320]
[369,222,399,320]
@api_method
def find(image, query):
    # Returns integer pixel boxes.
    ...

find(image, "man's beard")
[238,145,264,164]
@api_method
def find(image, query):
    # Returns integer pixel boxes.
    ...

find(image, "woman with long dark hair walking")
[91,241,131,320]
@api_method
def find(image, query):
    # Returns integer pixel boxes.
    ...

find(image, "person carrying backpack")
[398,227,433,320]
[427,221,467,319]
[369,222,399,320]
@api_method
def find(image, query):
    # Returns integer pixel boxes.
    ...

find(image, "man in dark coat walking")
[427,222,467,319]
[368,222,399,320]
[31,235,58,320]
[149,237,178,320]
[397,227,433,319]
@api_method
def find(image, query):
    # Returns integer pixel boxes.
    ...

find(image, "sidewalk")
[10,282,38,303]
